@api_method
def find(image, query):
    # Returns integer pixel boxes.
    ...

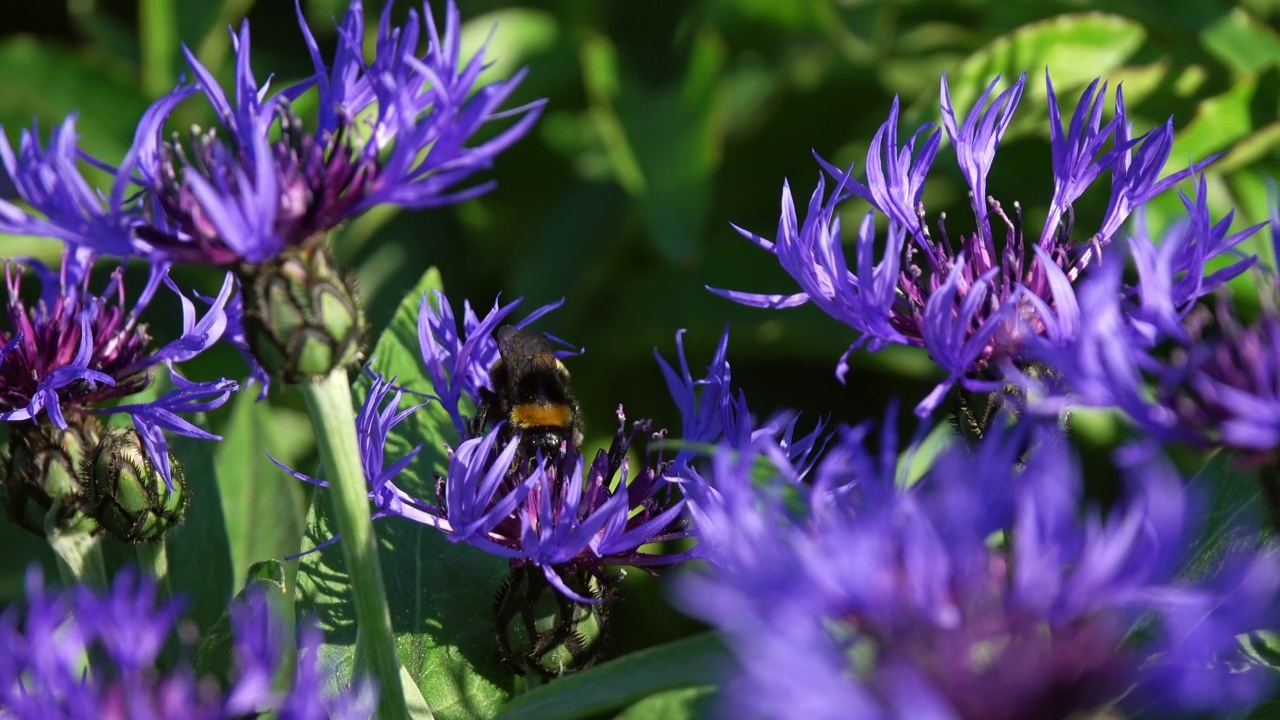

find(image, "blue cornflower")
[716,71,1222,416]
[0,249,237,488]
[0,567,375,719]
[0,1,542,387]
[1035,181,1273,450]
[0,1,541,266]
[117,0,544,265]
[0,109,180,257]
[278,291,805,601]
[678,415,1280,720]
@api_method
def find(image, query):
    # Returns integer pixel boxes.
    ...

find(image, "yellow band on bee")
[511,403,573,429]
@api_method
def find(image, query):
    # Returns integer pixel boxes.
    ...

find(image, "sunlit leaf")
[295,267,515,720]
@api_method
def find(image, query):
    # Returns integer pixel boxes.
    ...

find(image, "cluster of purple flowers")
[680,415,1280,720]
[680,71,1280,720]
[0,568,375,719]
[719,72,1250,417]
[0,1,540,267]
[0,0,542,441]
[1034,184,1279,452]
[0,250,236,486]
[283,290,804,602]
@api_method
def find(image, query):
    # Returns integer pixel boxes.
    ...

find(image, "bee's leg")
[471,387,496,437]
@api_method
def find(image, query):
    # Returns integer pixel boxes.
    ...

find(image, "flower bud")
[240,237,366,383]
[493,565,609,679]
[88,428,188,543]
[2,418,101,536]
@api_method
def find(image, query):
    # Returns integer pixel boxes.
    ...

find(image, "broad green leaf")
[494,633,728,720]
[296,267,515,720]
[1183,449,1267,582]
[1171,75,1260,168]
[940,13,1146,127]
[164,425,236,640]
[215,390,313,586]
[1201,6,1280,75]
[617,687,716,720]
[1244,630,1280,670]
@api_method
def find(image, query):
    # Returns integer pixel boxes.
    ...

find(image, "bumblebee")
[473,325,584,456]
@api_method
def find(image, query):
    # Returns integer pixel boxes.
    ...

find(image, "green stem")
[139,0,177,98]
[299,370,408,720]
[49,530,107,589]
[137,540,171,595]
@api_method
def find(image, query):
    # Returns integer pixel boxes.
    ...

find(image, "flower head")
[279,291,814,601]
[679,415,1280,720]
[716,71,1227,416]
[1039,183,1274,450]
[124,0,544,266]
[0,567,376,719]
[0,250,237,487]
[0,110,179,257]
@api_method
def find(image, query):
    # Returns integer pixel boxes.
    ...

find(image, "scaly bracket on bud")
[88,427,189,544]
[240,237,367,384]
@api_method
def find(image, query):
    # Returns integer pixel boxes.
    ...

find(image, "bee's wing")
[495,325,554,359]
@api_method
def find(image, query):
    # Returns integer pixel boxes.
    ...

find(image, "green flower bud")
[2,418,101,536]
[88,428,188,543]
[240,237,367,383]
[494,565,609,679]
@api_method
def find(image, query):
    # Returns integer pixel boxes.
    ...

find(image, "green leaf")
[616,687,716,720]
[1201,6,1280,74]
[1171,75,1260,166]
[940,13,1147,127]
[1184,449,1267,582]
[494,633,728,720]
[164,425,236,640]
[196,559,288,681]
[215,390,313,586]
[295,267,515,720]
[1243,630,1280,670]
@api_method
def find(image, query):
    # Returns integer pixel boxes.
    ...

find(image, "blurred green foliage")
[2,0,1280,677]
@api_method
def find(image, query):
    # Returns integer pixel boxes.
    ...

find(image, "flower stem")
[48,530,107,589]
[299,369,408,720]
[139,0,178,98]
[137,540,171,595]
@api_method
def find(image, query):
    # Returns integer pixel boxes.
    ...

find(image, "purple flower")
[0,110,182,257]
[0,250,237,486]
[0,1,541,266]
[678,416,1280,720]
[0,567,376,719]
[716,71,1223,416]
[117,0,543,265]
[278,291,805,601]
[1037,183,1273,450]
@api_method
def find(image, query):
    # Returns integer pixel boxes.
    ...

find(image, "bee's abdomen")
[510,403,574,431]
